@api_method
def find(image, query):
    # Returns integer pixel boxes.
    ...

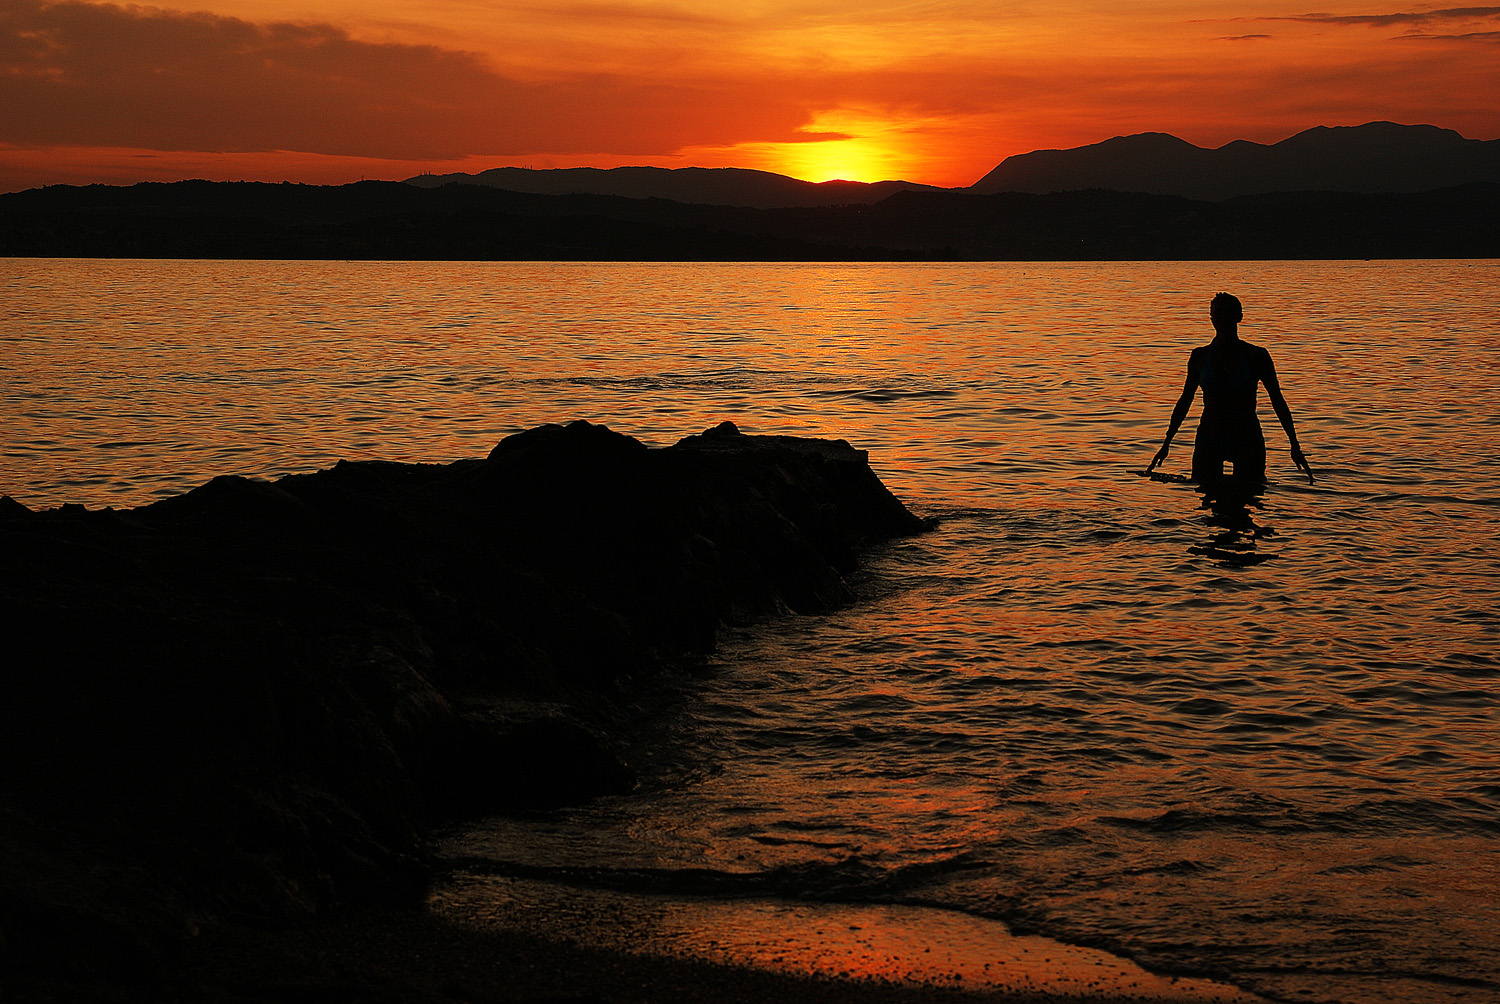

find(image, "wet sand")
[426,875,1263,1004]
[435,877,1261,1003]
[107,903,1262,1004]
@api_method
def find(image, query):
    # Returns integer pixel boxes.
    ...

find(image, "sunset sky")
[2,0,1498,192]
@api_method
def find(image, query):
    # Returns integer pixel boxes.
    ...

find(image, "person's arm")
[1258,348,1314,483]
[1146,349,1201,471]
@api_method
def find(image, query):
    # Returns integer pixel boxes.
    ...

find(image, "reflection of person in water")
[1147,293,1313,484]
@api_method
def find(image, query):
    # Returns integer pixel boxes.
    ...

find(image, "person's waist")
[1197,410,1262,430]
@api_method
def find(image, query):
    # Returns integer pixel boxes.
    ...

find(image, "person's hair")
[1210,292,1243,323]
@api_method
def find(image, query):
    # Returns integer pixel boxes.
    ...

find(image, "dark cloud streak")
[1262,6,1500,28]
[1401,28,1500,39]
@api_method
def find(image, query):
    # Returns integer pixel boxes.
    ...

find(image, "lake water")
[4,258,1499,1003]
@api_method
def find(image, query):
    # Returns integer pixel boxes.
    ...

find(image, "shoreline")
[1,420,927,994]
[0,419,1265,1004]
[428,873,1265,1004]
[138,899,1263,1004]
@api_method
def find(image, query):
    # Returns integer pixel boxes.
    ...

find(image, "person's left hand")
[1291,445,1314,484]
[1147,443,1170,472]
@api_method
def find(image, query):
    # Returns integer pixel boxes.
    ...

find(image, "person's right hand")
[1146,443,1169,472]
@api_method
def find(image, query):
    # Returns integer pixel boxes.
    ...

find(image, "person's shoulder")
[1243,342,1279,376]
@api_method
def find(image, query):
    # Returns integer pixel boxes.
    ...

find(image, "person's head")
[1210,292,1243,333]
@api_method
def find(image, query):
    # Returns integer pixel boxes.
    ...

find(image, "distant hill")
[3,178,1497,260]
[405,165,943,209]
[969,122,1500,200]
[404,123,1500,207]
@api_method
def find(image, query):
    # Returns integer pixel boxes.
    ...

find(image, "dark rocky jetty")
[0,421,922,990]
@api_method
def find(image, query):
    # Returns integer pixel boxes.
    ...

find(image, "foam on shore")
[432,874,1264,1003]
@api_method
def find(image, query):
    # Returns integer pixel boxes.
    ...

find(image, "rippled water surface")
[5,258,1499,1002]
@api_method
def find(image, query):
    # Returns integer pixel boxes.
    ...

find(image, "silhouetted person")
[1147,293,1312,484]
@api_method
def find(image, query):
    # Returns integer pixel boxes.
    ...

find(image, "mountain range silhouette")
[407,122,1500,206]
[970,122,1500,201]
[6,122,1497,259]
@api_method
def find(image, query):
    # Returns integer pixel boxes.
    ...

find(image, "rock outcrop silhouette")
[0,421,922,986]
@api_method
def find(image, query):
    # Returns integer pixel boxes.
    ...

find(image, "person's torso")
[1198,342,1260,400]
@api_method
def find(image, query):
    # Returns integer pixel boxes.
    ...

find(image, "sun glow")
[677,136,902,182]
[777,108,911,182]
[776,138,893,183]
[677,107,953,184]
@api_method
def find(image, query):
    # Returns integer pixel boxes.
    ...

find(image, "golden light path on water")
[3,259,1498,1003]
[6,259,1495,515]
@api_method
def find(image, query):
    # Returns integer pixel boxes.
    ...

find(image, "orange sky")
[2,0,1498,192]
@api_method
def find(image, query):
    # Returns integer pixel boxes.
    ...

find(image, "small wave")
[1349,682,1497,709]
[746,834,858,851]
[1172,697,1235,716]
[1104,792,1500,834]
[525,370,768,391]
[1227,710,1319,729]
[1435,651,1500,679]
[1363,490,1500,508]
[1321,796,1500,835]
[1119,859,1217,877]
[1317,853,1429,876]
[1100,808,1309,834]
[438,850,994,904]
[816,387,959,403]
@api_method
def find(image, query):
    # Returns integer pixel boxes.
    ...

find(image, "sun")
[673,107,980,186]
[776,138,893,183]
[773,108,908,182]
[678,107,918,183]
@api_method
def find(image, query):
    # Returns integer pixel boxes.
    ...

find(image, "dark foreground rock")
[0,421,923,992]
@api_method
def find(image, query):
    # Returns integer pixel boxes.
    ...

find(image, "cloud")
[0,0,820,158]
[3,0,1498,189]
[497,1,733,27]
[1261,6,1500,28]
[1399,29,1500,41]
